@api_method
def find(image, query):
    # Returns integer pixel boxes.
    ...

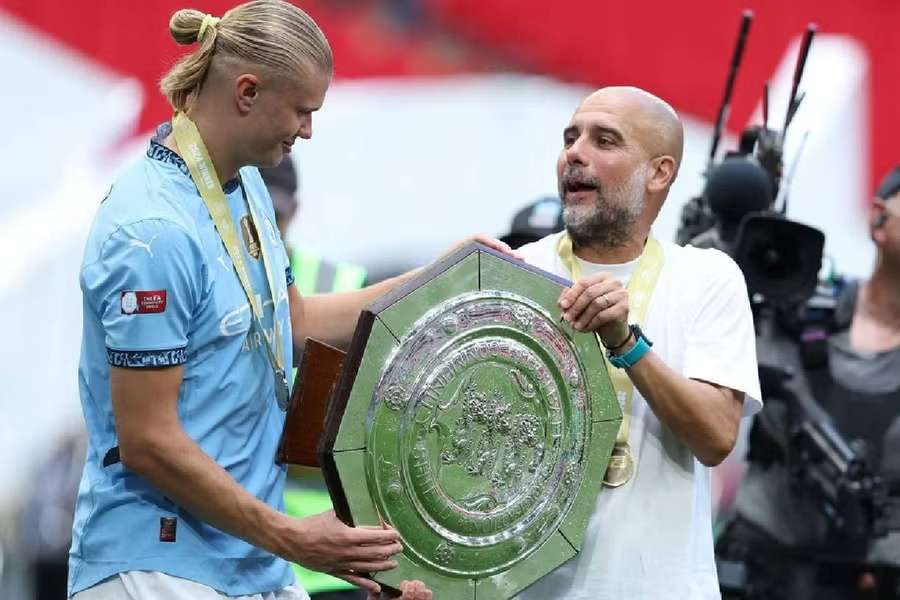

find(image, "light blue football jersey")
[69,124,296,596]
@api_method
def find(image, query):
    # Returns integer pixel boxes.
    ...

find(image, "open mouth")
[564,180,598,195]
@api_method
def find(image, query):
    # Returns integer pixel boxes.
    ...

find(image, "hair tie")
[198,14,221,43]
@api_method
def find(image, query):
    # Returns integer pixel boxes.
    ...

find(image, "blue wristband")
[608,324,653,369]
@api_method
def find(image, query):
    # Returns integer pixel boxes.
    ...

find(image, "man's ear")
[646,155,677,194]
[235,73,261,115]
[870,198,887,243]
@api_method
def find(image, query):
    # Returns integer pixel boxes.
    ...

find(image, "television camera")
[677,11,888,547]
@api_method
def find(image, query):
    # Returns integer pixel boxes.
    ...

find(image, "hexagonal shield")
[318,243,621,599]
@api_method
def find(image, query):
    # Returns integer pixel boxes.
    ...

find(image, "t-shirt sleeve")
[682,251,763,416]
[81,219,204,368]
[284,244,295,288]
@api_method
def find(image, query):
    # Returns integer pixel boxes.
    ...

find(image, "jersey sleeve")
[284,244,295,288]
[682,251,763,416]
[81,218,205,368]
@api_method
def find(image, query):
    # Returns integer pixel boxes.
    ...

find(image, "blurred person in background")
[513,86,761,600]
[716,165,900,599]
[16,429,86,600]
[260,158,366,600]
[69,1,514,598]
[261,157,367,296]
[498,196,564,250]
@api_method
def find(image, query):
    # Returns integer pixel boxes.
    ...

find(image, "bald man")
[515,87,762,599]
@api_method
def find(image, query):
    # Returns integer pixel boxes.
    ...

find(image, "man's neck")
[850,257,900,352]
[164,105,241,184]
[572,235,645,265]
[861,258,900,324]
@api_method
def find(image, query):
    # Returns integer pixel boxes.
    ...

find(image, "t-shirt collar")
[147,122,240,194]
[573,253,641,287]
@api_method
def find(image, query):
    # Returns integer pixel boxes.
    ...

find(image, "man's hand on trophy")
[368,579,434,600]
[559,272,630,347]
[438,234,523,262]
[280,509,402,595]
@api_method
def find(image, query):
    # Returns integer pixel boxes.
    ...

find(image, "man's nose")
[297,114,312,140]
[565,136,588,166]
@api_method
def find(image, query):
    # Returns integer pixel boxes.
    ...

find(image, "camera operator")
[716,165,900,599]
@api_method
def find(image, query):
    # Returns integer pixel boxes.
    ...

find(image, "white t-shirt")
[515,232,762,600]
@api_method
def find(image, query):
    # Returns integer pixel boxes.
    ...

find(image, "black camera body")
[694,14,900,598]
[683,113,894,541]
[680,146,885,542]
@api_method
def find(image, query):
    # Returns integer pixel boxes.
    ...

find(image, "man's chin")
[255,153,284,170]
[562,205,595,228]
[562,219,592,246]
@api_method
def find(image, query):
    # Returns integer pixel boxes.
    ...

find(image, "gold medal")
[557,233,661,492]
[173,112,287,408]
[240,215,262,260]
[603,443,635,487]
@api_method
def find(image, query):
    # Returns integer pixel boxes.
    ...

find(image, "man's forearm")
[293,266,424,352]
[119,428,289,557]
[624,351,741,466]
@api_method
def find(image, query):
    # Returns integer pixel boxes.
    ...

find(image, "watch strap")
[608,324,653,369]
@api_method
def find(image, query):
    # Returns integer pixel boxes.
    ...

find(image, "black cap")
[875,165,900,201]
[500,197,564,249]
[260,158,300,220]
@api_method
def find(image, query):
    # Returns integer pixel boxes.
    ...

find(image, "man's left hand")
[559,272,630,347]
[439,234,523,262]
[368,579,433,600]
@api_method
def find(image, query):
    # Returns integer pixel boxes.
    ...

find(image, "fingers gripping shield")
[318,244,622,599]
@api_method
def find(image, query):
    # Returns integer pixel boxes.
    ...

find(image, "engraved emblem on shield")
[319,244,622,599]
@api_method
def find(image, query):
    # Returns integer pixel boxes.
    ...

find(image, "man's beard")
[561,165,648,249]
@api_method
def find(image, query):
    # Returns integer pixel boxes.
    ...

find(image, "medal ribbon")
[557,234,663,447]
[172,112,286,388]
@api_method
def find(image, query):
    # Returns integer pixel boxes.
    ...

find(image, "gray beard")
[562,168,647,249]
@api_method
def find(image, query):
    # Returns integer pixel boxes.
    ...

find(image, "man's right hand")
[276,510,403,595]
[109,369,402,597]
[369,579,433,600]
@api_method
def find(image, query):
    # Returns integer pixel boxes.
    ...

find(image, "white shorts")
[70,571,311,600]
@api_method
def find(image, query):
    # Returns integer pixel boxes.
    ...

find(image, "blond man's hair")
[160,0,333,111]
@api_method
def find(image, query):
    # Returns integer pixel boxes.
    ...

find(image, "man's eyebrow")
[563,123,625,143]
[588,124,624,142]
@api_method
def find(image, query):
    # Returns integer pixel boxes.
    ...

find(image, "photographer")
[716,165,900,599]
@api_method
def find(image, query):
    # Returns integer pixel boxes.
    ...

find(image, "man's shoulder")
[664,239,733,266]
[664,240,744,282]
[517,231,565,266]
[85,162,201,261]
[109,156,196,215]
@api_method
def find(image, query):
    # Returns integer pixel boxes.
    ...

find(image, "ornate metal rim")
[366,290,591,577]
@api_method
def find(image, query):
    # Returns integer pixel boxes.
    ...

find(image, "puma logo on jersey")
[128,234,160,257]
